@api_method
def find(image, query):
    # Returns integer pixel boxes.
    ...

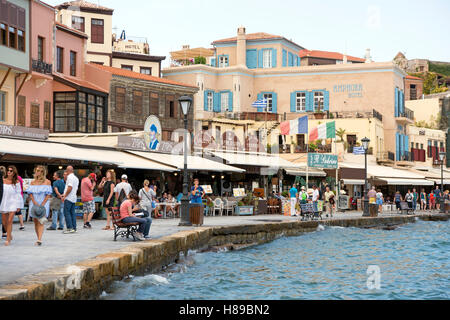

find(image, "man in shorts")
[81,173,97,229]
[324,186,335,218]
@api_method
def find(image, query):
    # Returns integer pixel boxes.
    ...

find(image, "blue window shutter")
[324,91,330,111]
[258,50,263,68]
[400,90,404,114]
[282,49,287,67]
[228,91,233,112]
[290,92,296,112]
[305,91,312,112]
[405,134,409,152]
[246,49,257,69]
[297,56,301,66]
[288,52,293,66]
[226,55,229,67]
[395,87,399,117]
[396,132,400,161]
[213,92,221,112]
[272,49,277,68]
[211,58,216,67]
[272,93,278,114]
[293,55,298,66]
[257,93,263,112]
[204,91,209,111]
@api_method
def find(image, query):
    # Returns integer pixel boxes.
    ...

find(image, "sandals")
[102,226,112,230]
[35,241,42,246]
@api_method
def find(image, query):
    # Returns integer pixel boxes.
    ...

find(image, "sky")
[45,0,450,68]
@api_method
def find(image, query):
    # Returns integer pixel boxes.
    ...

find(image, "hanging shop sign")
[0,124,49,140]
[144,116,162,151]
[308,153,338,169]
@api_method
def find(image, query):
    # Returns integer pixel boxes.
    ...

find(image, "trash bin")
[189,204,204,226]
[369,203,378,217]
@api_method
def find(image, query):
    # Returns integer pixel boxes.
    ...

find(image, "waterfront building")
[0,0,30,126]
[404,75,424,101]
[298,49,365,66]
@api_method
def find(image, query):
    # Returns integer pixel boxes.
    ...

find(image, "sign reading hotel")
[0,125,49,140]
[308,153,338,169]
[333,84,363,98]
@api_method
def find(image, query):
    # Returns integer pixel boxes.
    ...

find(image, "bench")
[399,201,414,215]
[111,207,140,241]
[300,203,322,221]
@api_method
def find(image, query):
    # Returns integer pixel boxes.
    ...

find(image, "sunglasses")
[7,169,13,172]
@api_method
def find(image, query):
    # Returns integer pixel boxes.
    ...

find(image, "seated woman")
[166,193,179,218]
[119,191,152,240]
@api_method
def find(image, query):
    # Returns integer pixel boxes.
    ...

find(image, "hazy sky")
[45,0,450,68]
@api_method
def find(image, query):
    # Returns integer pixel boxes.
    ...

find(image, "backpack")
[301,192,307,201]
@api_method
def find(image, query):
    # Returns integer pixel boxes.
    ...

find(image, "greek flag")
[252,99,268,109]
[353,146,366,155]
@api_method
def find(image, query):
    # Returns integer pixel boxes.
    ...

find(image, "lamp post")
[361,137,371,217]
[439,151,446,213]
[178,96,193,226]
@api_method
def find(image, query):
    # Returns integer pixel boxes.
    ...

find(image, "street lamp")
[439,151,446,213]
[178,96,193,226]
[361,137,371,217]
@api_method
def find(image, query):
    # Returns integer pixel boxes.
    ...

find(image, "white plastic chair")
[213,198,223,216]
[223,199,235,216]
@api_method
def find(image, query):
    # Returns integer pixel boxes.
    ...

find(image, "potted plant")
[235,192,254,216]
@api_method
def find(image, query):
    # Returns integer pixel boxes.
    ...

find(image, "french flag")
[280,116,309,135]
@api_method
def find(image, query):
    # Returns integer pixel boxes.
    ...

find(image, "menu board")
[233,188,246,197]
[201,185,213,194]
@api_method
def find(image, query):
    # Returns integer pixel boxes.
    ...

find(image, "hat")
[301,186,306,190]
[121,174,128,180]
[31,205,47,225]
[89,173,97,181]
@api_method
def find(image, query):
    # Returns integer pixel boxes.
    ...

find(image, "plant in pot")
[236,192,255,216]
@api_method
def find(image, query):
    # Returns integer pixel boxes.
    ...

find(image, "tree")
[194,56,206,65]
[336,128,346,142]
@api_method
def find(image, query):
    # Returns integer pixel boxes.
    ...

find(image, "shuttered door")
[18,7,25,29]
[30,103,40,128]
[0,0,8,23]
[115,87,125,113]
[133,90,143,115]
[44,101,51,130]
[8,3,17,27]
[17,95,25,126]
[91,19,104,44]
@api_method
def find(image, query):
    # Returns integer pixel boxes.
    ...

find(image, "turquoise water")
[102,220,449,300]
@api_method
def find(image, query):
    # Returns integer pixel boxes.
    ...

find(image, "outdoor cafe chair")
[222,199,234,216]
[213,198,223,216]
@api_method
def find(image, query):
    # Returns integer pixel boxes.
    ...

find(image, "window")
[37,36,44,61]
[30,103,40,129]
[221,92,229,112]
[17,29,24,51]
[216,126,221,143]
[410,84,417,100]
[420,144,423,150]
[218,56,228,68]
[150,92,159,115]
[121,65,133,71]
[17,95,25,126]
[0,23,6,46]
[314,91,324,111]
[8,26,15,49]
[91,19,104,44]
[263,49,272,68]
[91,61,104,65]
[296,92,306,112]
[263,93,273,112]
[133,90,143,115]
[56,47,63,73]
[71,16,85,32]
[115,87,126,113]
[0,91,5,122]
[207,92,213,111]
[140,67,152,75]
[43,101,51,130]
[169,100,175,118]
[411,142,414,150]
[70,51,76,76]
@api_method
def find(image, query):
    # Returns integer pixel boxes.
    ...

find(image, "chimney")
[236,26,246,67]
[365,48,373,63]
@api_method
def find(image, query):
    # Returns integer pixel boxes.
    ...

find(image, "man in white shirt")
[312,185,320,212]
[115,174,132,205]
[61,166,79,234]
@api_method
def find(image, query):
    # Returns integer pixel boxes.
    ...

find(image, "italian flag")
[309,121,336,141]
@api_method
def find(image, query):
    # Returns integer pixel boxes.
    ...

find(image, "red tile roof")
[56,0,113,12]
[88,63,198,89]
[406,75,423,81]
[54,73,109,93]
[213,32,283,44]
[55,21,88,38]
[299,49,366,62]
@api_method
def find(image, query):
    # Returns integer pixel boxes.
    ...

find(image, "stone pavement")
[0,210,434,287]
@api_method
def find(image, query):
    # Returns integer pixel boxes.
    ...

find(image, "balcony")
[239,112,280,122]
[395,108,415,124]
[377,151,395,163]
[32,59,52,75]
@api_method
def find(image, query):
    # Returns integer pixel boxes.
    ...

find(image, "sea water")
[102,220,449,300]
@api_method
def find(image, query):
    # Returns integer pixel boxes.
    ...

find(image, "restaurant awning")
[128,151,245,173]
[342,179,365,185]
[211,151,302,169]
[285,168,326,177]
[427,179,450,185]
[375,178,434,186]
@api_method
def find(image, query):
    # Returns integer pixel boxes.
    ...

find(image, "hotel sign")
[333,84,363,98]
[0,125,48,140]
[308,153,338,169]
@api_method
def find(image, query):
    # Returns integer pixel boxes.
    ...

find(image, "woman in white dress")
[0,166,22,246]
[27,165,52,246]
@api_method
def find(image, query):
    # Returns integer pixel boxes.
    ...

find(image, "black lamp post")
[361,137,371,217]
[178,96,193,226]
[439,151,446,213]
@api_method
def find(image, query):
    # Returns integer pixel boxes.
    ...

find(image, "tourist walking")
[299,186,308,204]
[433,186,442,211]
[429,191,436,211]
[420,189,427,210]
[0,166,5,239]
[394,191,402,212]
[48,171,65,231]
[289,184,298,217]
[81,173,97,229]
[99,169,116,230]
[412,188,418,211]
[405,190,414,209]
[376,189,384,213]
[367,186,377,205]
[119,191,152,241]
[115,174,132,207]
[61,166,80,234]
[312,185,320,212]
[190,178,205,204]
[0,166,23,246]
[28,166,52,246]
[139,180,154,215]
[15,174,25,230]
[324,186,335,218]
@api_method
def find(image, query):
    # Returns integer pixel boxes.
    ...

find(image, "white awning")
[427,179,450,185]
[128,151,245,173]
[285,168,326,177]
[342,179,365,185]
[377,178,434,186]
[211,151,302,169]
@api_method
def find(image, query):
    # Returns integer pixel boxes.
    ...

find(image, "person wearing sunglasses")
[0,166,22,246]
